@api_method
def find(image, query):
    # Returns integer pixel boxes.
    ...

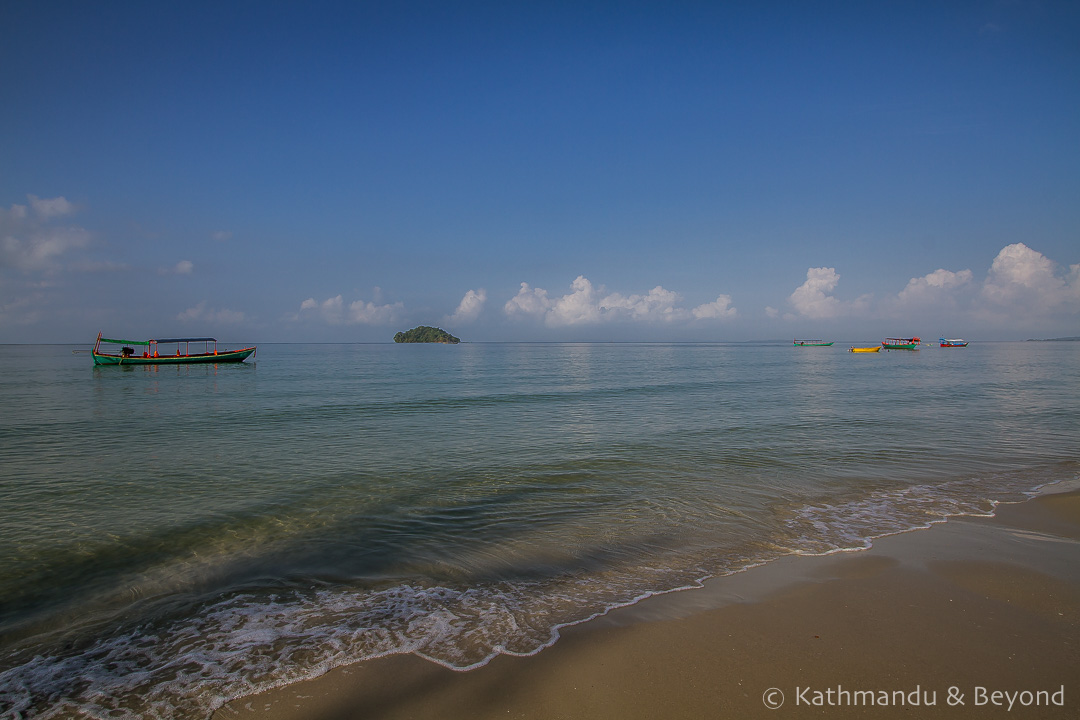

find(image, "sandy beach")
[214,488,1079,719]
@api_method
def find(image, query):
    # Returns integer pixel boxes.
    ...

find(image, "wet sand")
[214,489,1080,719]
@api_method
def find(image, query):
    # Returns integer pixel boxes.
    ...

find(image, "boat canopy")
[98,336,218,345]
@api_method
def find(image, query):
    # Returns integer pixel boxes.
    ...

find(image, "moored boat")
[939,338,968,347]
[794,339,834,346]
[849,346,881,353]
[881,337,920,350]
[91,333,256,365]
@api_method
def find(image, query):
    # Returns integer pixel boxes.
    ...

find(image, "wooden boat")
[881,337,920,350]
[939,338,969,347]
[92,333,256,365]
[793,339,834,346]
[849,346,881,353]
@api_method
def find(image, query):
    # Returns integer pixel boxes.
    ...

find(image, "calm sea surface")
[1,341,1078,718]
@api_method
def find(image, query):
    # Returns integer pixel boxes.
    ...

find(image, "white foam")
[2,467,1073,720]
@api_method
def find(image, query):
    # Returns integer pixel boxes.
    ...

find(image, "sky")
[1,1,1078,343]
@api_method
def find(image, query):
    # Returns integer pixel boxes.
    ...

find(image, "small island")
[393,326,461,344]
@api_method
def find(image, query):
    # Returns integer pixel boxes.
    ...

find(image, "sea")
[1,341,1078,719]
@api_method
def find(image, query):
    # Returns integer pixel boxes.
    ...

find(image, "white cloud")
[1,227,91,272]
[981,243,1079,311]
[299,294,404,325]
[765,306,779,318]
[347,299,403,324]
[448,288,487,324]
[692,294,737,320]
[896,268,973,305]
[212,230,233,241]
[602,285,692,322]
[504,276,736,327]
[788,267,843,319]
[301,295,344,322]
[504,282,553,318]
[547,275,602,326]
[29,195,75,219]
[785,266,872,320]
[158,260,194,275]
[178,301,245,324]
[0,197,90,272]
[776,245,1078,333]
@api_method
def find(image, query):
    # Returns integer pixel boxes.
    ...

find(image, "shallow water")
[1,341,1077,718]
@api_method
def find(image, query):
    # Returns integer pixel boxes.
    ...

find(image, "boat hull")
[92,347,255,365]
[881,337,920,350]
[849,346,880,353]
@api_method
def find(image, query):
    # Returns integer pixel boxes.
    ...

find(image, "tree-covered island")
[393,326,461,344]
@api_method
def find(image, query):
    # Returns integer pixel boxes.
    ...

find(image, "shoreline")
[214,487,1080,719]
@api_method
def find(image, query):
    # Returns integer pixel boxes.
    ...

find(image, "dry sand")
[214,488,1080,719]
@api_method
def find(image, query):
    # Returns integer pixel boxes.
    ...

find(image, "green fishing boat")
[91,333,256,365]
[793,339,834,346]
[881,336,920,350]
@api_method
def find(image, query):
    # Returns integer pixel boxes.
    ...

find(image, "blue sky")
[2,1,1078,342]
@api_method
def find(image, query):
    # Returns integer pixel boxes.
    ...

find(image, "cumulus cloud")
[692,294,737,320]
[895,268,973,306]
[981,243,1079,311]
[1,196,90,272]
[777,245,1078,332]
[448,288,487,324]
[505,282,554,318]
[347,299,403,324]
[299,294,404,325]
[504,276,736,327]
[28,195,75,219]
[785,266,872,320]
[548,275,602,325]
[178,301,245,324]
[603,285,692,322]
[5,204,27,221]
[788,267,843,319]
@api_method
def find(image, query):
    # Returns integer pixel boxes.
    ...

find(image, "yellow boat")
[849,346,881,353]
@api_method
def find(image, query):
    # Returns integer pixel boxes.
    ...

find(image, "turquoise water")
[1,341,1078,718]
